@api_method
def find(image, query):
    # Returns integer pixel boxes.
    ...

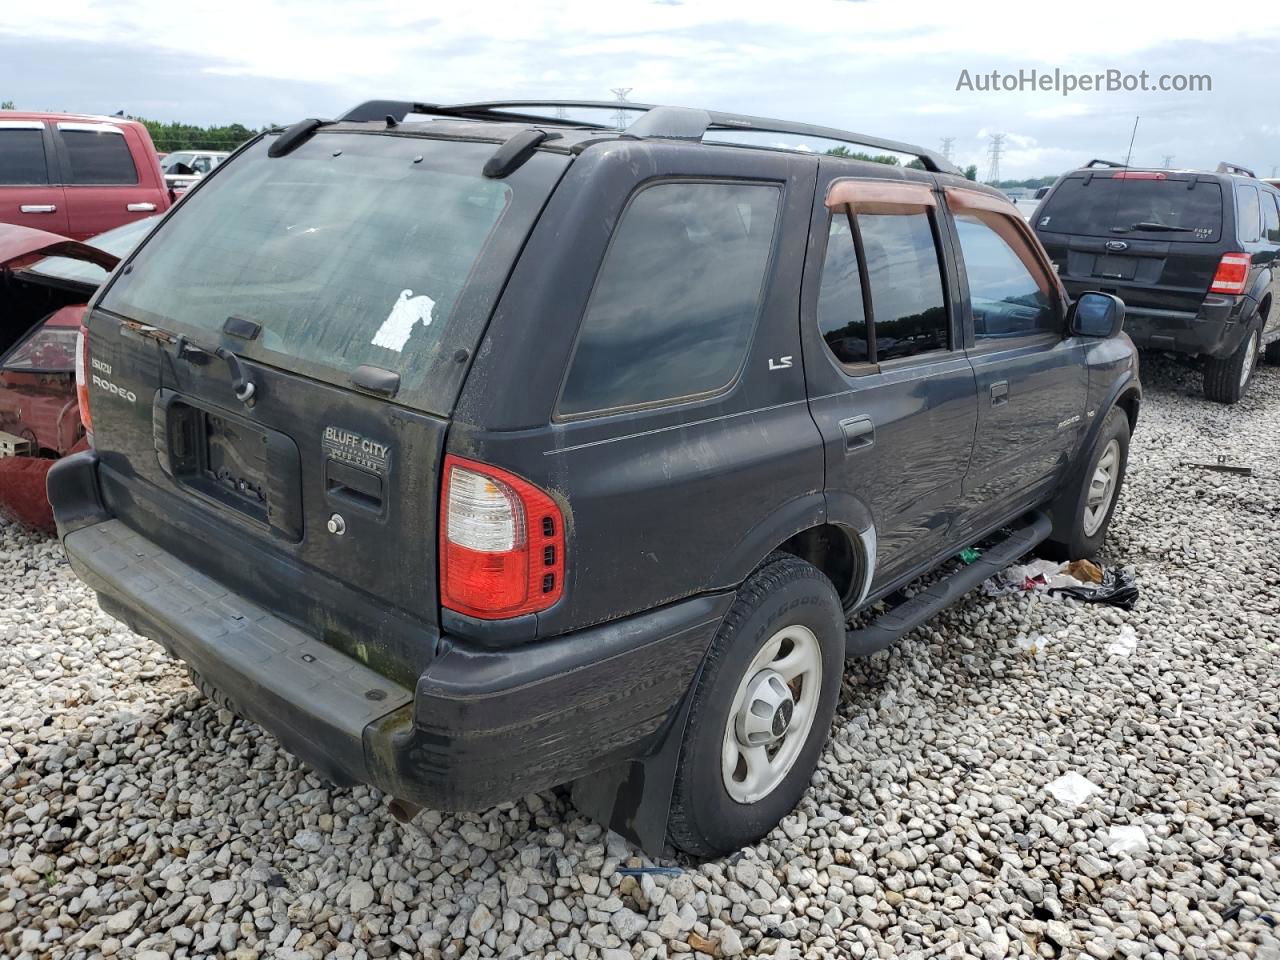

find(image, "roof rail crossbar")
[338,99,960,174]
[1216,161,1256,178]
[1085,158,1127,168]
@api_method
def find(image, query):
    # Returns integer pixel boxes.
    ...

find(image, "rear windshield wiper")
[176,335,257,405]
[1111,221,1197,233]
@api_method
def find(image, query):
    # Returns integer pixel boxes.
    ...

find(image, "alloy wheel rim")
[1240,331,1259,391]
[722,624,822,804]
[1082,438,1121,537]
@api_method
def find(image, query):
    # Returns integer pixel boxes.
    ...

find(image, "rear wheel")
[666,554,844,857]
[1043,407,1130,561]
[1204,322,1261,404]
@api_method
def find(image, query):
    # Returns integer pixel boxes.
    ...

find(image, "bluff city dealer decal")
[322,426,391,476]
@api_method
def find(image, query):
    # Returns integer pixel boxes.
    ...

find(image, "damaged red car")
[0,217,154,528]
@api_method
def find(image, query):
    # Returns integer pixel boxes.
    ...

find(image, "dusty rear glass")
[1037,175,1223,242]
[100,132,561,414]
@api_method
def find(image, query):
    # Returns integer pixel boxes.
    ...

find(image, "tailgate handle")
[325,459,383,512]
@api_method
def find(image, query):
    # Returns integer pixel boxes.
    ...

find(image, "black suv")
[1035,159,1280,403]
[49,99,1141,857]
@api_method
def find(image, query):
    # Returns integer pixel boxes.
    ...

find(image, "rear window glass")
[101,134,555,413]
[0,127,49,184]
[27,215,157,287]
[1037,176,1222,242]
[816,213,869,365]
[1267,193,1280,243]
[59,128,138,185]
[558,181,780,417]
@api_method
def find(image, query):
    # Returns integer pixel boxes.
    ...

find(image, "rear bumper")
[1062,283,1252,358]
[50,451,729,809]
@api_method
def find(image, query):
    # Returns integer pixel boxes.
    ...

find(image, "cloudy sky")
[3,0,1277,179]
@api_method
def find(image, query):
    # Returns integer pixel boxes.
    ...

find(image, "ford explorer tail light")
[74,326,93,444]
[1210,253,1251,295]
[440,455,564,619]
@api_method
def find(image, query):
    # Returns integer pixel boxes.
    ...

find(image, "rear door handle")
[127,202,157,212]
[840,415,875,453]
[20,204,56,213]
[990,380,1010,406]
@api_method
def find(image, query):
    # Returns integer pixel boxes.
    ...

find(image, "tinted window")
[1267,193,1280,243]
[27,215,158,287]
[955,213,1056,339]
[1037,176,1222,242]
[101,134,541,415]
[858,211,948,360]
[1237,185,1262,243]
[59,128,138,185]
[558,181,780,416]
[816,213,869,365]
[0,128,49,184]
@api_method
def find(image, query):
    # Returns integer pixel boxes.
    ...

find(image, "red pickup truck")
[0,112,171,240]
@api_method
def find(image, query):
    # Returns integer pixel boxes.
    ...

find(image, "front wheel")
[666,554,844,857]
[1204,323,1261,404]
[1043,407,1130,561]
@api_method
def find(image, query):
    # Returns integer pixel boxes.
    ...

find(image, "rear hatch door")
[86,129,567,680]
[1035,172,1227,312]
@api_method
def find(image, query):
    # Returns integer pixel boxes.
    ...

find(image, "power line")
[1162,154,1175,169]
[940,137,956,163]
[985,133,1004,184]
[610,88,633,132]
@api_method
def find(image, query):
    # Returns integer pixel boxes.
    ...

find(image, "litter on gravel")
[1044,771,1102,807]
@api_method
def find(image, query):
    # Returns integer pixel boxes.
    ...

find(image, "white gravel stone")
[1,358,1278,959]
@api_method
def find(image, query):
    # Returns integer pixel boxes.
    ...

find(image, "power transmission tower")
[610,88,633,131]
[940,137,956,163]
[1162,154,1175,168]
[985,133,1004,184]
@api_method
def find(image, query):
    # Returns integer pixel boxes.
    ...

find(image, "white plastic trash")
[1107,825,1148,854]
[1046,772,1101,806]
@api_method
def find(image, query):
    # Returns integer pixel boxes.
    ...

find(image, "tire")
[1203,322,1261,404]
[1043,407,1130,561]
[666,554,844,857]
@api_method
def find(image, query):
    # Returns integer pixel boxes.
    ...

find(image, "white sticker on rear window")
[371,289,435,353]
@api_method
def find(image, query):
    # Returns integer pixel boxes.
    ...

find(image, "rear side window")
[1237,185,1262,243]
[954,212,1057,339]
[1267,193,1280,243]
[57,126,138,185]
[816,213,870,365]
[0,127,49,184]
[857,211,948,361]
[558,181,780,417]
[1037,175,1222,242]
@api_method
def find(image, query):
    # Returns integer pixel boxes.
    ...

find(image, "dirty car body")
[50,100,1141,856]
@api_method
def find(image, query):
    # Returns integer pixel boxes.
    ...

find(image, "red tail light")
[1210,252,1251,295]
[1109,171,1167,180]
[74,325,93,444]
[440,455,565,619]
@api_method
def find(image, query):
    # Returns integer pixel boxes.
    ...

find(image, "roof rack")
[1216,161,1256,178]
[339,99,961,175]
[1084,158,1127,168]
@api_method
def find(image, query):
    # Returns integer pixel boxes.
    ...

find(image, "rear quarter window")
[0,126,49,184]
[557,180,781,417]
[1236,185,1262,243]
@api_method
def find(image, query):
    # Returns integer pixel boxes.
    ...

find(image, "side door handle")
[840,415,875,453]
[990,380,1010,406]
[127,202,157,212]
[20,204,57,213]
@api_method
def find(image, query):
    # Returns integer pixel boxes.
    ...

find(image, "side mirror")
[1069,291,1125,338]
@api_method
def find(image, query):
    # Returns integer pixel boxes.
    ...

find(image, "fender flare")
[1049,371,1140,533]
[706,491,827,589]
[1246,269,1273,319]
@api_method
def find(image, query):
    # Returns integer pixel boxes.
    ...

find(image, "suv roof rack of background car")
[1084,158,1127,168]
[1215,161,1257,178]
[339,99,962,175]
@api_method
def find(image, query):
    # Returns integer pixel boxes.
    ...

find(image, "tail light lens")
[1210,253,1251,295]
[440,455,564,619]
[74,325,93,444]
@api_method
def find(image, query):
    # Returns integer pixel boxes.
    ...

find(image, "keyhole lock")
[326,513,346,536]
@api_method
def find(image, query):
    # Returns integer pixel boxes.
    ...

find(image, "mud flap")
[569,664,704,859]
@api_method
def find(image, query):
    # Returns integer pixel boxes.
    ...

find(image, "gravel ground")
[2,356,1278,960]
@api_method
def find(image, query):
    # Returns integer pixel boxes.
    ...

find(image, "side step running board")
[845,511,1052,658]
